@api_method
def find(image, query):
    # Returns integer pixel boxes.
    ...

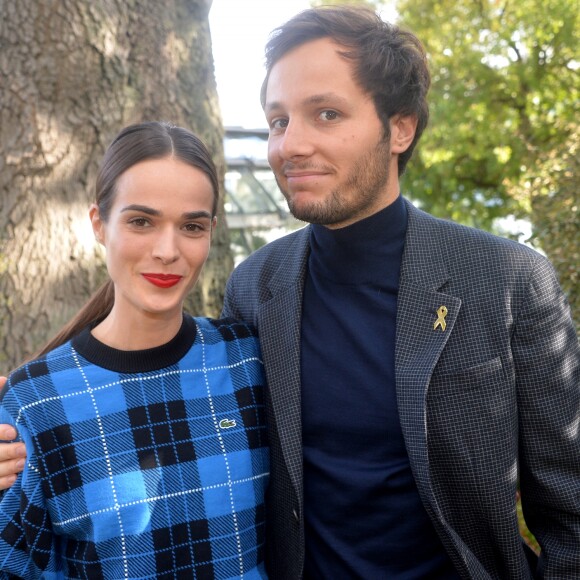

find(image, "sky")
[209,0,311,130]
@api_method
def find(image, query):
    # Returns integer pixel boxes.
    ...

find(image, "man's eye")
[184,223,204,232]
[319,110,339,121]
[270,118,288,130]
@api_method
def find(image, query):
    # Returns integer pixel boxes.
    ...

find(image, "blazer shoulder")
[223,226,310,322]
[230,226,310,282]
[407,203,547,272]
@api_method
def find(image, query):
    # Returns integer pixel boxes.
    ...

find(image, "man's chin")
[286,193,318,222]
[287,200,346,226]
[287,194,318,219]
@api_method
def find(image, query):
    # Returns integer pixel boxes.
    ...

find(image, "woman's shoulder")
[184,317,263,387]
[188,316,262,365]
[0,342,75,427]
[190,315,259,340]
[5,342,73,393]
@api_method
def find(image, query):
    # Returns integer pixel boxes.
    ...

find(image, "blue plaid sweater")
[0,315,269,579]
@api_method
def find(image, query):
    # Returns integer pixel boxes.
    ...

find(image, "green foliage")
[526,123,580,332]
[396,0,578,223]
[395,0,579,323]
[517,493,540,554]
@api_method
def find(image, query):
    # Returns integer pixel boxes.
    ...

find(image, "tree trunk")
[0,0,232,370]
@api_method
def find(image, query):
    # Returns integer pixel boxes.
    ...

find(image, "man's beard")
[276,138,391,226]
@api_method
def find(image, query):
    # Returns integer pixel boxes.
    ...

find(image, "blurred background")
[1,0,578,371]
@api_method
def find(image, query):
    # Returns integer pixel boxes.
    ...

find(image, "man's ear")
[390,115,418,155]
[89,204,105,245]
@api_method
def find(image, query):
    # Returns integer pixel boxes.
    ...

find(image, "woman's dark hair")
[260,6,430,175]
[33,121,219,358]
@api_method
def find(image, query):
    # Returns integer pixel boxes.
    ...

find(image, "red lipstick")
[142,274,183,288]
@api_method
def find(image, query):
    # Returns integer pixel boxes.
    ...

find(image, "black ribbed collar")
[71,314,197,373]
[309,195,408,285]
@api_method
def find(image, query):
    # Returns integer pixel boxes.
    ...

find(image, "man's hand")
[0,377,26,490]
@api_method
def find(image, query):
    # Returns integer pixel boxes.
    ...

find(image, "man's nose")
[276,119,314,160]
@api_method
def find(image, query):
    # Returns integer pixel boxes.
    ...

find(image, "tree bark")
[0,0,232,370]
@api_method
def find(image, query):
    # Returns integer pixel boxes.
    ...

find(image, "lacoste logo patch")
[219,418,237,429]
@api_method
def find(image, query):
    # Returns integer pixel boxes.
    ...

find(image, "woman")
[0,122,269,578]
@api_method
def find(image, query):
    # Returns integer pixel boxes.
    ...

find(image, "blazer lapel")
[396,202,461,507]
[257,227,310,507]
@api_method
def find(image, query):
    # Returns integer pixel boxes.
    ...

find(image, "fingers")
[0,441,26,463]
[0,379,27,491]
[0,424,18,441]
[0,473,19,491]
[0,445,25,490]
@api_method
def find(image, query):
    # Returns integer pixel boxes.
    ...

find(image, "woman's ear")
[89,204,105,245]
[389,115,418,155]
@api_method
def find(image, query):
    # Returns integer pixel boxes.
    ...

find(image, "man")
[1,6,579,579]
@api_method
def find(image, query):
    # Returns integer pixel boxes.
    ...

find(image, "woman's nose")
[152,229,179,264]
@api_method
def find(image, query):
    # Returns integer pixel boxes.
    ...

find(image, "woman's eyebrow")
[120,206,212,220]
[120,204,159,215]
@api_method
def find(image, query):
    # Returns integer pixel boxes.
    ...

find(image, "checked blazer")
[223,198,580,580]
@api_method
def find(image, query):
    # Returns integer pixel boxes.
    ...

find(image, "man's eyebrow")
[264,101,283,115]
[183,211,213,220]
[305,93,349,107]
[265,93,350,113]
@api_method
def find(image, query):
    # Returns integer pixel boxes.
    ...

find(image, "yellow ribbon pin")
[433,306,448,331]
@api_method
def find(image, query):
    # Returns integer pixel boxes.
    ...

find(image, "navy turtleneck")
[301,196,458,579]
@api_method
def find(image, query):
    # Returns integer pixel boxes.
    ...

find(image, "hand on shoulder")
[0,376,26,490]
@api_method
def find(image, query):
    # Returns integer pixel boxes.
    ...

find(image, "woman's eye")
[128,217,150,227]
[319,110,339,121]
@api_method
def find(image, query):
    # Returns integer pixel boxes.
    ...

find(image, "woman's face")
[91,157,216,323]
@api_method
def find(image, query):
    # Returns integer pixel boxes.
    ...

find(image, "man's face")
[264,37,400,229]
